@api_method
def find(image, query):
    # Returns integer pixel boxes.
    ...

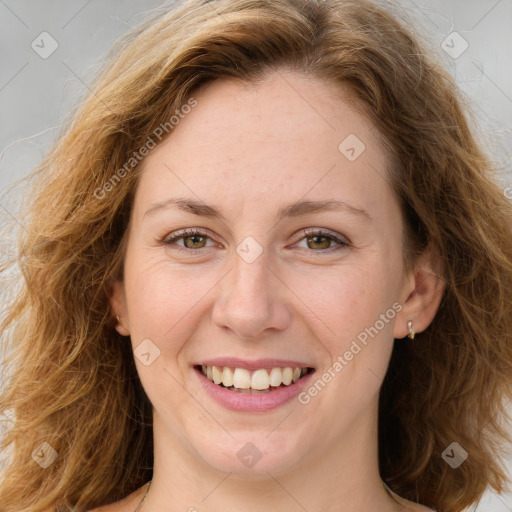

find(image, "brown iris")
[183,234,207,249]
[306,235,331,250]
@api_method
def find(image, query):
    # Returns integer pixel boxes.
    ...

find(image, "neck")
[144,398,401,512]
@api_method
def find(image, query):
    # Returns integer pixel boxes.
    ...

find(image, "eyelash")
[162,228,350,255]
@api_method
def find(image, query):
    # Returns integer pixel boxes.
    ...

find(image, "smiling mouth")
[194,365,315,394]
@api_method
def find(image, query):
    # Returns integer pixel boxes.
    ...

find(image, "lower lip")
[194,367,316,413]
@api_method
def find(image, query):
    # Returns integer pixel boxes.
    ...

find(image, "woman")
[1,0,511,511]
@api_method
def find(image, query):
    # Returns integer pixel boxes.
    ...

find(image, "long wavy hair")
[1,0,511,510]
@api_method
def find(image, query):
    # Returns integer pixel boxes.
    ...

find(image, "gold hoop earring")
[407,320,415,340]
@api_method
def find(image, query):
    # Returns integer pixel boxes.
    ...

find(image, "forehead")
[134,70,394,223]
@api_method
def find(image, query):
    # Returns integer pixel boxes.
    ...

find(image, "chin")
[194,430,310,477]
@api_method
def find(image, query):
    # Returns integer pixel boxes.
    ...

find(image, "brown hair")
[1,0,511,511]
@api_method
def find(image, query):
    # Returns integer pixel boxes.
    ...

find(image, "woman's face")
[110,70,423,477]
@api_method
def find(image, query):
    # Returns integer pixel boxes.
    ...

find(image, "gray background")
[1,1,511,510]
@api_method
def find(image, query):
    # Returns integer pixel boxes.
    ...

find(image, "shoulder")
[386,485,437,512]
[405,503,437,512]
[86,484,148,512]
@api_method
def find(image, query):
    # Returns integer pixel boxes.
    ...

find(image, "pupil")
[309,235,329,249]
[185,235,205,248]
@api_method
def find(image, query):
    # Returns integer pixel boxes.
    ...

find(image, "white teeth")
[251,369,270,390]
[232,368,251,389]
[269,367,282,387]
[221,367,233,387]
[199,365,310,391]
[282,367,293,385]
[212,365,222,385]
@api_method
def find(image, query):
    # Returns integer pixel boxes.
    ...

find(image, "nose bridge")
[226,247,274,312]
[211,242,290,338]
[224,233,274,299]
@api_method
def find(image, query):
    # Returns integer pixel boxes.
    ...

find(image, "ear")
[393,244,446,339]
[107,277,130,336]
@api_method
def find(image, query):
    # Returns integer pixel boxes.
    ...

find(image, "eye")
[161,228,350,254]
[292,228,350,253]
[162,228,217,252]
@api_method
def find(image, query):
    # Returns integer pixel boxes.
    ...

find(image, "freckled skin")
[106,70,441,512]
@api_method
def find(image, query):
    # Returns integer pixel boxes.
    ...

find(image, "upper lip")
[194,357,315,370]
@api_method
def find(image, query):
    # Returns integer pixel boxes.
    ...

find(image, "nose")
[211,250,292,340]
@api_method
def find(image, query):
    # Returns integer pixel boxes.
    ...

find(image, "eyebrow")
[143,197,371,222]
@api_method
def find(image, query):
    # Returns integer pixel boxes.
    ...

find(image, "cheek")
[292,261,394,341]
[122,257,215,409]
[294,259,399,393]
[123,255,214,347]
[297,268,398,405]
